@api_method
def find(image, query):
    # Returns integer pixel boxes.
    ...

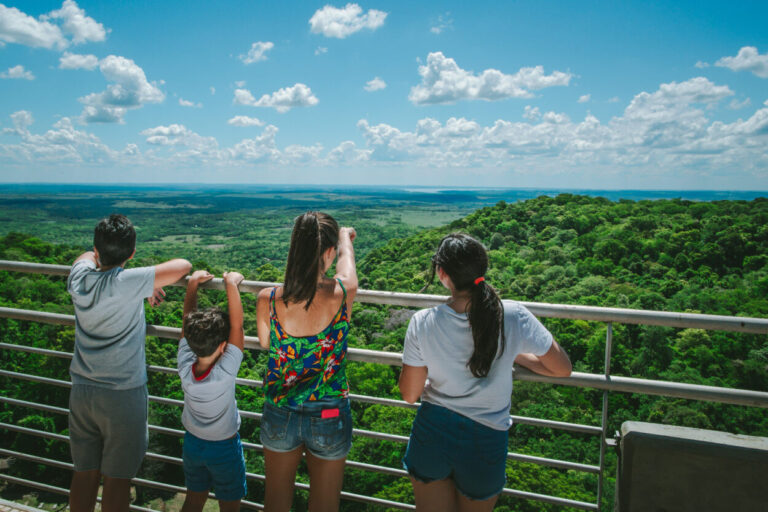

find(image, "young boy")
[67,214,192,512]
[177,270,247,511]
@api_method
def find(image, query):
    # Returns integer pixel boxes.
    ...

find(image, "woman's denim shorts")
[403,401,509,501]
[260,397,352,460]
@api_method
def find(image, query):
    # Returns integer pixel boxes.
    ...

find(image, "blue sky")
[1,0,767,188]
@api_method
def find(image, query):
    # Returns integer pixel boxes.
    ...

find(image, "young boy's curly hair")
[183,308,230,357]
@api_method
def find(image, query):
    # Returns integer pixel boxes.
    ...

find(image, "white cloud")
[1,65,35,80]
[228,125,280,162]
[0,113,118,165]
[430,13,453,35]
[234,80,246,88]
[715,46,768,78]
[608,96,620,103]
[210,86,216,95]
[140,124,217,150]
[578,94,591,103]
[59,51,99,70]
[409,52,572,105]
[315,46,328,55]
[364,77,386,92]
[239,41,274,64]
[0,4,67,49]
[523,106,540,121]
[44,0,107,44]
[179,98,202,108]
[79,55,165,124]
[309,3,387,39]
[233,83,318,113]
[227,115,264,127]
[729,98,751,110]
[695,61,709,69]
[1,110,34,135]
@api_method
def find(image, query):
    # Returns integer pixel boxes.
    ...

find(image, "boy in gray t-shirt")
[177,270,247,511]
[67,214,191,512]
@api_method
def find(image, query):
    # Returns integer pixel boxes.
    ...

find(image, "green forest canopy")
[1,194,767,511]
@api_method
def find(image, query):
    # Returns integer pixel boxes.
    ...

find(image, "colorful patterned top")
[264,279,350,407]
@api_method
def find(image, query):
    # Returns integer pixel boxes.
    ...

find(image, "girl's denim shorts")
[403,401,509,501]
[260,396,352,460]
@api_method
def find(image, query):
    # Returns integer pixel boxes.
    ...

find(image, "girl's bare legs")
[305,451,346,512]
[411,477,458,512]
[457,490,499,512]
[264,447,303,512]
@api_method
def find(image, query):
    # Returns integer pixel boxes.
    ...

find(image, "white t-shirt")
[178,339,243,441]
[402,300,553,431]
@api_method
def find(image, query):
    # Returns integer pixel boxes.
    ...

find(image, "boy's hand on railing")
[341,227,356,243]
[223,271,244,287]
[189,270,214,284]
[147,287,166,307]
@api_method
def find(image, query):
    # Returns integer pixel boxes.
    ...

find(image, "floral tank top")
[264,279,350,407]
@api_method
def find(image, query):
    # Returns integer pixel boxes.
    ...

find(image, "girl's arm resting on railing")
[334,227,358,306]
[256,288,271,350]
[515,340,572,378]
[224,272,245,351]
[398,364,428,404]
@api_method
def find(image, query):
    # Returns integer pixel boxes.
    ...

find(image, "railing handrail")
[2,306,767,408]
[2,259,767,333]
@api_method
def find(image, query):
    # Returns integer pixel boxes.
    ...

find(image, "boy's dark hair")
[183,308,230,357]
[283,211,339,310]
[94,214,136,266]
[422,233,505,378]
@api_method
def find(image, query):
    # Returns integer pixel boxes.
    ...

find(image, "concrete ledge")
[616,421,768,512]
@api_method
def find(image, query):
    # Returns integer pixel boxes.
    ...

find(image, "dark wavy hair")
[94,214,136,266]
[425,233,505,378]
[283,211,339,310]
[184,308,230,357]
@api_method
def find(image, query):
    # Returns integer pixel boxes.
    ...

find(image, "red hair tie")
[474,276,485,285]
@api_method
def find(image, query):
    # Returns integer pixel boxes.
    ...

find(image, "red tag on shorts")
[321,408,340,419]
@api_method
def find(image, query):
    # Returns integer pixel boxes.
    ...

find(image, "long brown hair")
[282,211,339,309]
[425,233,505,378]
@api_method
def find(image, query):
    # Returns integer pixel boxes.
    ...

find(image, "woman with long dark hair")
[399,233,571,511]
[256,211,357,512]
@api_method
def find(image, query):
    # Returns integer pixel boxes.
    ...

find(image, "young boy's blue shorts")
[260,397,352,460]
[403,401,509,501]
[182,431,247,501]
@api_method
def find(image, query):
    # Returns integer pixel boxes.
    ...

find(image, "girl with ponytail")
[256,212,357,512]
[399,233,571,511]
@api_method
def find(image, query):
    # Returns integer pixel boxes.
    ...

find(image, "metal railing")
[1,260,767,511]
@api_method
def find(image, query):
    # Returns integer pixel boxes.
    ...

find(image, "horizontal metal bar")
[2,422,597,510]
[0,448,263,510]
[5,336,767,409]
[2,260,766,333]
[516,368,768,408]
[2,341,602,436]
[0,474,159,512]
[2,341,603,435]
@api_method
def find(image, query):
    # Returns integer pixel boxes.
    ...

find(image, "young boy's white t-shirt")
[178,339,243,441]
[402,300,553,431]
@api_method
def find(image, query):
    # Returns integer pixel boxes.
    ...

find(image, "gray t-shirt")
[402,300,553,431]
[67,259,155,389]
[178,338,243,441]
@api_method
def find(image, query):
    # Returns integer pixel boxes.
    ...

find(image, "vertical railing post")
[596,322,613,511]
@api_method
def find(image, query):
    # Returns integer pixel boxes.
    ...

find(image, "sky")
[0,0,767,189]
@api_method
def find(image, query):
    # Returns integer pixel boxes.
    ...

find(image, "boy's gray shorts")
[69,383,148,478]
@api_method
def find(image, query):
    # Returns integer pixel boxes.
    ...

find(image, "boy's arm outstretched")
[223,272,245,351]
[180,270,214,338]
